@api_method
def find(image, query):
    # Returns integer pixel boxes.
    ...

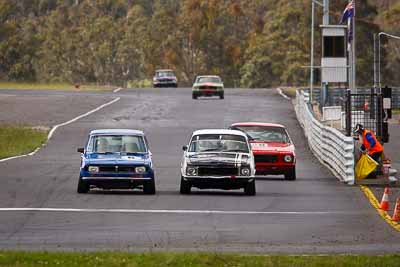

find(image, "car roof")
[231,122,286,128]
[192,129,247,137]
[196,75,221,79]
[156,69,174,72]
[90,129,145,136]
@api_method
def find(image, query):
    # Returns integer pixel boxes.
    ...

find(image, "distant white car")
[180,129,256,195]
[153,69,178,88]
[192,75,224,99]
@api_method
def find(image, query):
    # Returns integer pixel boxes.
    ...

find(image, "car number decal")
[251,143,268,149]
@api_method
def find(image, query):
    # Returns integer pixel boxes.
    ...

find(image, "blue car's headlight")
[135,166,146,174]
[88,166,99,173]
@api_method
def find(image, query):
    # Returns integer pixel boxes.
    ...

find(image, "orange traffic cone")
[392,198,400,222]
[380,187,390,211]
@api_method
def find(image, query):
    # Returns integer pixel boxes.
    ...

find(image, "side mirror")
[77,148,84,153]
[182,145,188,151]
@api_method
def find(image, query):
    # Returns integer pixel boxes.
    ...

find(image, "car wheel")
[192,93,198,100]
[143,179,156,195]
[180,176,191,194]
[244,180,256,196]
[77,178,89,194]
[284,167,296,181]
[220,92,224,99]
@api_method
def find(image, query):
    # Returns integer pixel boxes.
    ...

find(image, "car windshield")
[189,134,249,153]
[232,126,290,143]
[156,71,175,77]
[196,77,221,84]
[87,135,147,153]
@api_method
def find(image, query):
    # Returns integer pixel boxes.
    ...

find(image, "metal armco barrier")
[295,90,355,184]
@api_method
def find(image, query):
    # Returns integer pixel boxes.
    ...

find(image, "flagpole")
[352,0,356,92]
[348,17,352,92]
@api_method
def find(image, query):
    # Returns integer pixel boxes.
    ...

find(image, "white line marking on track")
[277,88,291,100]
[0,208,355,215]
[47,97,120,140]
[0,97,121,163]
[113,87,123,93]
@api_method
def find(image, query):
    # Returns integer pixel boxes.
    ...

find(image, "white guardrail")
[295,90,355,184]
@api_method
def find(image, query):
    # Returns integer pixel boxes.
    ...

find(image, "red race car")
[230,122,296,180]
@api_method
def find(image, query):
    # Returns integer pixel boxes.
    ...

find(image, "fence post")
[370,87,375,120]
[376,93,383,140]
[345,89,352,136]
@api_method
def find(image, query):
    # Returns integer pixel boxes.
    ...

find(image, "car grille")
[95,166,136,173]
[159,79,173,82]
[199,86,217,90]
[197,167,238,176]
[254,154,278,163]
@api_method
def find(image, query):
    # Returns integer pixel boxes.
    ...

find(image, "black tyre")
[180,176,191,194]
[143,179,156,194]
[192,93,198,100]
[284,167,296,181]
[220,92,224,99]
[244,180,256,196]
[77,178,89,194]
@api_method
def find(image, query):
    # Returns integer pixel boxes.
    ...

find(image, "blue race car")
[77,129,155,194]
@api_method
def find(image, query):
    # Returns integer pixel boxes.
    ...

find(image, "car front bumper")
[182,176,254,190]
[154,81,177,87]
[82,176,153,180]
[255,163,295,175]
[81,176,153,189]
[193,90,223,96]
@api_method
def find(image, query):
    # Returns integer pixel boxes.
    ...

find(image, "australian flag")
[339,1,355,45]
[339,1,355,24]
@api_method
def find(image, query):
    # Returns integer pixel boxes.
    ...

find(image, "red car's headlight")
[284,155,293,163]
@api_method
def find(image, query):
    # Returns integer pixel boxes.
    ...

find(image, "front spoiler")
[82,177,152,181]
[182,175,254,181]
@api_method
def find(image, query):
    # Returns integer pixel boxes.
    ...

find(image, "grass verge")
[0,252,399,267]
[0,82,115,91]
[0,126,48,159]
[393,109,400,115]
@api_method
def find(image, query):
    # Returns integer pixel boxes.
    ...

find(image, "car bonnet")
[187,152,250,165]
[86,153,149,165]
[250,142,294,153]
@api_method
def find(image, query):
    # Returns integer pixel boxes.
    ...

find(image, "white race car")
[180,129,256,195]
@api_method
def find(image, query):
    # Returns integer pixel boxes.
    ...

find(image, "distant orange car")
[230,122,296,180]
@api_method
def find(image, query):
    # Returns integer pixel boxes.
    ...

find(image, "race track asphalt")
[0,88,399,253]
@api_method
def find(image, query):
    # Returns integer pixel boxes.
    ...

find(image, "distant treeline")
[0,0,399,87]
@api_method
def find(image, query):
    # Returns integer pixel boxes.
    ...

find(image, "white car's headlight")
[241,167,251,176]
[88,166,99,173]
[284,155,293,163]
[186,167,198,176]
[135,166,146,174]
